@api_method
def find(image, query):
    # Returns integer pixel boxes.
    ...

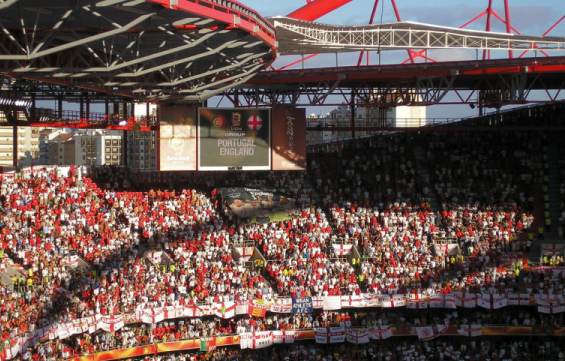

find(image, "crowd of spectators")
[309,132,546,296]
[1,128,565,360]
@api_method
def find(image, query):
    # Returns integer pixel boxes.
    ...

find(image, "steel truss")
[226,57,565,107]
[0,0,276,102]
[272,17,565,55]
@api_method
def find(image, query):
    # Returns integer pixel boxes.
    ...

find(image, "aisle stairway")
[545,137,563,240]
[413,144,441,211]
[530,132,565,261]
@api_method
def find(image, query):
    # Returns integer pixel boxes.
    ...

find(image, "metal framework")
[272,17,565,55]
[0,0,562,124]
[227,57,565,107]
[0,0,277,102]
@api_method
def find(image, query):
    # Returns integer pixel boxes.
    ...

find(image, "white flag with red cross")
[407,291,429,309]
[457,324,482,337]
[369,326,393,340]
[478,294,508,310]
[416,324,448,341]
[507,293,531,306]
[346,328,370,344]
[272,330,296,344]
[247,114,263,131]
[315,327,346,344]
[322,296,342,310]
[240,331,273,349]
[332,243,353,256]
[97,315,125,333]
[214,301,236,319]
[341,294,366,308]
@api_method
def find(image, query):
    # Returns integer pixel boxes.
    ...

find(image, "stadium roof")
[272,17,565,55]
[0,0,277,102]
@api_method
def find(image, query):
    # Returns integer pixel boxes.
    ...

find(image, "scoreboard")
[198,108,271,170]
[159,106,305,171]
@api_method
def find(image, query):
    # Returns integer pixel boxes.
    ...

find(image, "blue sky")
[242,0,563,34]
[236,0,564,117]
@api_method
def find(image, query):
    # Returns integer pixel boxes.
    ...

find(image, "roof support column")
[86,98,90,122]
[350,88,356,139]
[58,96,63,120]
[30,93,36,122]
[122,130,128,168]
[12,125,17,169]
[79,96,84,120]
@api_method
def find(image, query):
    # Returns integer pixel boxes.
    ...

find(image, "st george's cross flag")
[214,301,236,319]
[247,114,263,131]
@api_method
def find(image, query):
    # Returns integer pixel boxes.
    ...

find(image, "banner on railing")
[407,293,429,309]
[97,316,125,333]
[240,331,273,349]
[315,327,346,344]
[271,298,293,313]
[292,297,313,314]
[429,294,457,309]
[55,325,565,361]
[322,296,342,311]
[214,302,236,319]
[416,324,449,341]
[248,300,268,318]
[5,289,565,361]
[477,294,508,310]
[346,328,370,344]
[272,330,295,344]
[368,326,393,340]
[457,324,482,337]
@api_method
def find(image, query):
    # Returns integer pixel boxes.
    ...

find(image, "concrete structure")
[126,103,158,171]
[48,132,74,166]
[306,103,426,144]
[73,131,123,167]
[126,131,157,171]
[0,126,40,168]
[39,129,124,166]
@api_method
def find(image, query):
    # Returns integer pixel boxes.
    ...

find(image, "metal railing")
[307,117,460,129]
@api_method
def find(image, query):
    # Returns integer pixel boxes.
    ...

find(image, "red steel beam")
[460,10,487,29]
[287,0,352,21]
[483,0,493,60]
[543,15,565,36]
[357,0,380,66]
[503,0,513,59]
[490,10,521,34]
[518,15,563,58]
[250,57,565,85]
[148,0,277,54]
[277,54,319,71]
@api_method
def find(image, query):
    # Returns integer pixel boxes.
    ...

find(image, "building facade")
[0,126,41,168]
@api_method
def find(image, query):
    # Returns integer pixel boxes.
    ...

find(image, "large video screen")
[198,108,271,171]
[272,106,307,171]
[159,104,197,171]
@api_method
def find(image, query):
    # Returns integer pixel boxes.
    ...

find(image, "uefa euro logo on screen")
[213,115,226,128]
[247,114,263,131]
